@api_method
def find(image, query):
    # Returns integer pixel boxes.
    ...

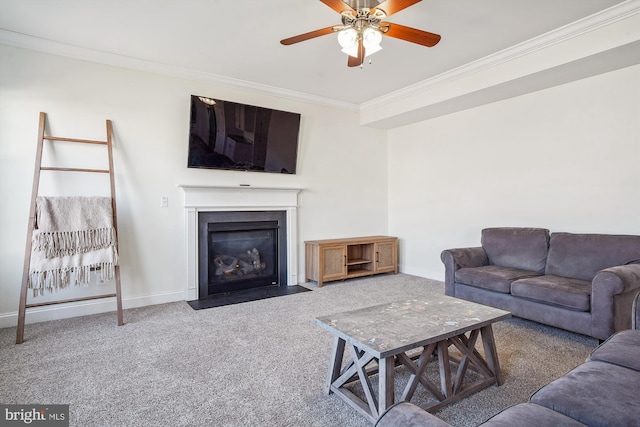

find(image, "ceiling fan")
[280,0,441,67]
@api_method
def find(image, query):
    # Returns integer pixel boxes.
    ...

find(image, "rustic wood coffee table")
[315,295,511,423]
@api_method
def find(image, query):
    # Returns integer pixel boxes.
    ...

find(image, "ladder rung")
[41,167,110,173]
[44,136,108,145]
[25,293,117,309]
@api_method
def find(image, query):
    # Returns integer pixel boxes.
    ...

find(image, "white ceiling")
[0,0,629,105]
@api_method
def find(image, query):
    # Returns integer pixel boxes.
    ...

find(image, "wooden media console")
[304,236,398,287]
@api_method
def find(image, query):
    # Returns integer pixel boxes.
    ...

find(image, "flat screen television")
[187,95,301,174]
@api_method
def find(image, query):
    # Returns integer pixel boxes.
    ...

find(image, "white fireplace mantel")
[180,185,302,301]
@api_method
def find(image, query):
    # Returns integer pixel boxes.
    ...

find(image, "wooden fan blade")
[382,22,441,47]
[320,0,354,14]
[373,0,421,16]
[280,26,335,45]
[347,39,364,67]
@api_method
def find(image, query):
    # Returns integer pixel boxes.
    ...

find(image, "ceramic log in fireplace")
[198,211,287,298]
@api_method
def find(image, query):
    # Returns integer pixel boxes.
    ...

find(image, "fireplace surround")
[180,185,301,301]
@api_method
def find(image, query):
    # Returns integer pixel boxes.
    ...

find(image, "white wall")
[389,64,640,280]
[3,42,639,328]
[0,44,389,326]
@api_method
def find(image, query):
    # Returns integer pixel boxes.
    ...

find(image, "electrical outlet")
[161,196,168,207]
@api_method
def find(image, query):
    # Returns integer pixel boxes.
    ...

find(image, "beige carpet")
[0,274,597,426]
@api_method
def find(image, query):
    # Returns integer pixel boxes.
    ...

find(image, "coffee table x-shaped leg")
[324,324,503,423]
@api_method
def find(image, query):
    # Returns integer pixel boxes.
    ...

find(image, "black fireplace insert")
[198,211,287,299]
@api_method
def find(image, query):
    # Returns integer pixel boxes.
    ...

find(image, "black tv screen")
[187,95,301,174]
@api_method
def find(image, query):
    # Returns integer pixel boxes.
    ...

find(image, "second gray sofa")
[375,292,640,427]
[441,228,640,340]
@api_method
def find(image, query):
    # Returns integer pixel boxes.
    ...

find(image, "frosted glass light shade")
[337,28,358,49]
[341,46,359,58]
[362,27,382,57]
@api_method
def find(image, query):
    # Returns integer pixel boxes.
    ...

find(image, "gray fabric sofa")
[441,228,640,340]
[375,293,640,427]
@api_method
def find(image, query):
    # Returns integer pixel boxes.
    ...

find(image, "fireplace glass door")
[207,221,278,295]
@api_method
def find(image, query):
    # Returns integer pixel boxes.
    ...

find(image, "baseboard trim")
[0,291,185,329]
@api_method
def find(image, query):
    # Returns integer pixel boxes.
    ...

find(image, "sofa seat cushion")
[588,329,640,371]
[455,266,542,293]
[375,402,450,427]
[481,403,586,427]
[530,361,640,427]
[510,275,591,311]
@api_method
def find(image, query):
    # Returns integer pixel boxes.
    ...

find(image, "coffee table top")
[315,295,511,358]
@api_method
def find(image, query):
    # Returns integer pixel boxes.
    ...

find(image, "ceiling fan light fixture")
[362,27,382,48]
[364,44,382,57]
[341,45,360,58]
[337,28,358,49]
[362,26,382,57]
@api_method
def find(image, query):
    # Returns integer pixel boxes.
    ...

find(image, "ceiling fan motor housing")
[340,8,387,33]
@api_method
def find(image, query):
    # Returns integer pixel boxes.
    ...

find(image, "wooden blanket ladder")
[16,112,123,344]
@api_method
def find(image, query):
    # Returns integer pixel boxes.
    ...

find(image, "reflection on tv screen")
[188,95,301,174]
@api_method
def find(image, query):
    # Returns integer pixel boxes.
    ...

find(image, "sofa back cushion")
[481,228,550,273]
[546,233,640,281]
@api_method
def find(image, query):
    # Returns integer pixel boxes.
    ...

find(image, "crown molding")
[0,29,360,113]
[360,0,640,112]
[1,0,638,117]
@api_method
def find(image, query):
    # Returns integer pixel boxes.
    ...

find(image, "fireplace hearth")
[198,211,287,299]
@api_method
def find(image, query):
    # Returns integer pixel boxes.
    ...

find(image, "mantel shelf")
[179,185,303,192]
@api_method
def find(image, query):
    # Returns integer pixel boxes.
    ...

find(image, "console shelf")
[305,236,398,287]
[347,258,371,265]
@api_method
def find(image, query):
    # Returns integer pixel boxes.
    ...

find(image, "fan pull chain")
[360,57,373,69]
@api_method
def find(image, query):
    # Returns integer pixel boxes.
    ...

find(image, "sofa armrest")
[441,247,488,296]
[375,402,451,427]
[591,264,640,338]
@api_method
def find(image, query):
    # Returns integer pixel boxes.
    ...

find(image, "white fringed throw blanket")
[28,196,119,296]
